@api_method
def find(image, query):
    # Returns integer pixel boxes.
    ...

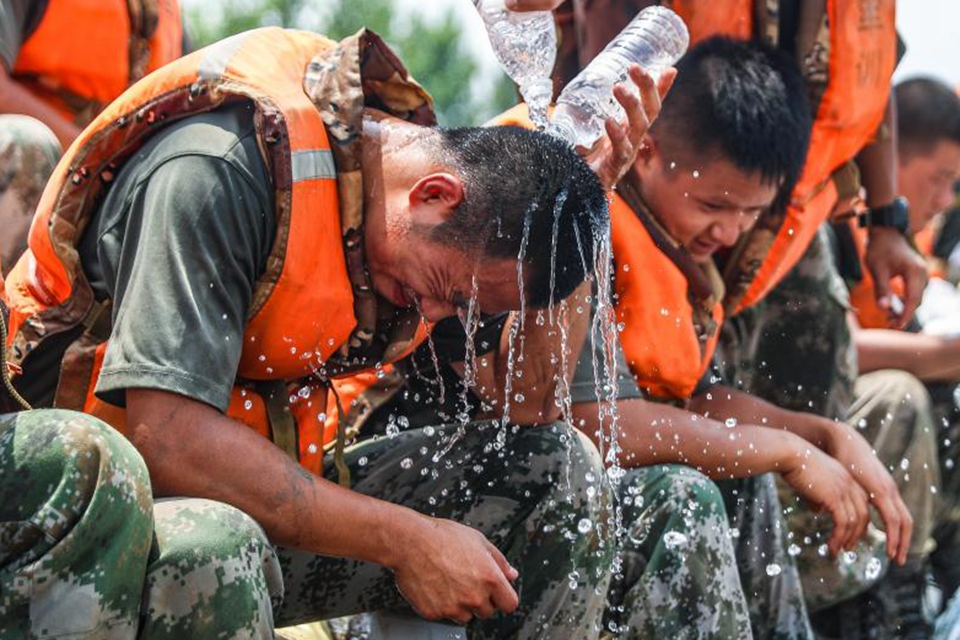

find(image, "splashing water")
[457,275,481,425]
[415,296,447,408]
[500,206,534,427]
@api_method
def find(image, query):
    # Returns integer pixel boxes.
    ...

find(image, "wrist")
[775,431,808,474]
[861,197,910,235]
[370,504,431,570]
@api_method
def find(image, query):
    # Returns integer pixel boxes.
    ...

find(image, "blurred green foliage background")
[186,0,518,126]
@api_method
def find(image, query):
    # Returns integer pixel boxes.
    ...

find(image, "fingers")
[897,499,914,565]
[505,0,564,10]
[877,492,913,565]
[487,542,519,582]
[827,497,851,557]
[872,493,901,560]
[848,485,870,550]
[486,541,520,613]
[657,67,677,100]
[899,262,928,328]
[629,64,662,128]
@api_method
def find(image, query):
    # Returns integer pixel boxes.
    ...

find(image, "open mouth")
[689,238,719,256]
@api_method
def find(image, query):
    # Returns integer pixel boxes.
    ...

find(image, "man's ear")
[409,173,465,226]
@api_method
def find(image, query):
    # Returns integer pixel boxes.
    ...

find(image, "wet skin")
[631,137,778,262]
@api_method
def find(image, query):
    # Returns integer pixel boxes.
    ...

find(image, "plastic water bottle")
[547,6,689,148]
[473,0,556,128]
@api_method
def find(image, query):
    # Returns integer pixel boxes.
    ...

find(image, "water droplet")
[400,457,413,470]
[841,551,857,565]
[307,443,318,454]
[692,170,700,178]
[243,399,253,411]
[663,531,687,550]
[865,557,882,580]
[765,563,782,577]
[317,412,327,422]
[298,386,311,399]
[258,354,266,362]
[724,417,738,428]
[423,426,436,437]
[577,518,593,534]
[817,544,829,557]
[358,456,368,467]
[788,544,801,557]
[900,458,909,470]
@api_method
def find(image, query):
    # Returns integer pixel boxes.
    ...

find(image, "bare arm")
[857,96,928,326]
[689,385,912,564]
[0,66,80,148]
[572,396,871,556]
[127,388,519,623]
[855,326,960,381]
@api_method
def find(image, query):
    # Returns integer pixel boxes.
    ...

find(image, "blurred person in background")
[0,0,184,274]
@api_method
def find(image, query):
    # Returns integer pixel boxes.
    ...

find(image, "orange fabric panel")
[736,0,896,312]
[610,195,722,400]
[83,342,127,431]
[14,0,132,106]
[146,0,184,73]
[669,0,753,46]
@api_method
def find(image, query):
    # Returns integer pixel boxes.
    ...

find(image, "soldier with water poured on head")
[0,18,679,637]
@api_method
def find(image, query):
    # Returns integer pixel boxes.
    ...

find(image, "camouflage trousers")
[718,227,940,610]
[927,382,960,595]
[0,410,614,639]
[0,115,61,275]
[606,465,813,640]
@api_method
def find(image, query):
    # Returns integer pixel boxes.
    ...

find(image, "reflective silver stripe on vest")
[291,149,337,183]
[198,31,251,81]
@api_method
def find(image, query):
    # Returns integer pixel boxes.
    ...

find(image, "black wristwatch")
[858,196,910,235]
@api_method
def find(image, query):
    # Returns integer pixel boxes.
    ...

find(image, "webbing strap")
[258,380,299,461]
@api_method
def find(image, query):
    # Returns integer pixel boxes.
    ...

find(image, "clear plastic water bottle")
[473,0,556,128]
[547,6,689,148]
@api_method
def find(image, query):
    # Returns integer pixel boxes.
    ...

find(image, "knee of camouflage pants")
[779,369,940,611]
[0,115,61,275]
[140,498,283,640]
[608,464,752,639]
[0,409,154,639]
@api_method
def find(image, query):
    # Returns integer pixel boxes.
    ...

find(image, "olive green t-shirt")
[78,100,276,411]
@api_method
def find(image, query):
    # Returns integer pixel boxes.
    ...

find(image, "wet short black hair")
[427,126,608,307]
[650,36,812,214]
[895,77,960,159]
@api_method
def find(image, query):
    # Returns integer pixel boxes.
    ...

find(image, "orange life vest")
[12,0,183,124]
[3,28,427,473]
[670,0,897,314]
[610,194,724,400]
[488,104,722,401]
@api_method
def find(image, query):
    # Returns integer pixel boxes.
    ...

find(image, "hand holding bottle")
[581,63,676,191]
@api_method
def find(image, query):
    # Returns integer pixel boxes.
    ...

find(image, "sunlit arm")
[688,383,912,564]
[855,325,960,382]
[126,388,521,623]
[573,396,803,478]
[0,66,80,148]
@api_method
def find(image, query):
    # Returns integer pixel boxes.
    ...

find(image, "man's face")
[636,142,778,263]
[367,233,523,322]
[899,140,960,231]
